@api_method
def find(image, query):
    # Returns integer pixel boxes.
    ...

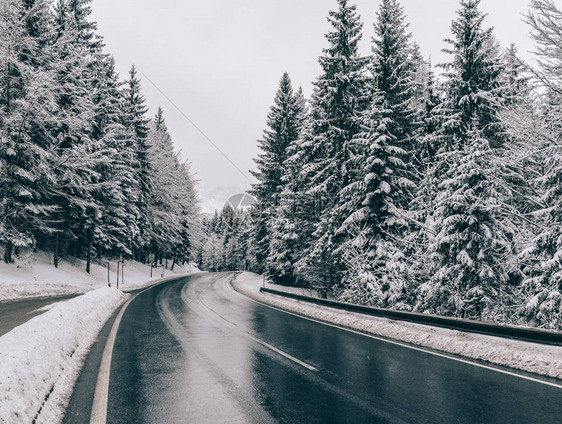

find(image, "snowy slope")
[0,287,127,423]
[0,250,198,301]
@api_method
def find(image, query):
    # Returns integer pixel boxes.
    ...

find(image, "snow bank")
[233,272,562,380]
[0,250,198,301]
[0,287,127,423]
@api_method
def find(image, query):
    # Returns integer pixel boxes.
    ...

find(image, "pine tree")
[90,55,140,261]
[439,0,505,148]
[516,0,562,328]
[334,0,417,306]
[417,129,515,320]
[0,0,58,262]
[295,0,370,293]
[122,65,151,258]
[250,72,303,276]
[49,0,108,270]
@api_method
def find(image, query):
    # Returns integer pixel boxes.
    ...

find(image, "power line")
[140,71,253,184]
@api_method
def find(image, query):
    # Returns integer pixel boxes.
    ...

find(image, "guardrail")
[259,287,562,346]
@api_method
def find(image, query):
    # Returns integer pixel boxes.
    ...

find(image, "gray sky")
[90,0,536,212]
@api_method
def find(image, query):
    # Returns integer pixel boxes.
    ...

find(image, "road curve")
[97,272,561,423]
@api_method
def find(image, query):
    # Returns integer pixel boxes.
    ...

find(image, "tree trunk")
[54,233,59,268]
[86,238,92,274]
[4,241,13,263]
[171,255,176,271]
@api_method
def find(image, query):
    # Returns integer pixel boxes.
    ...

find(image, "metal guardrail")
[259,287,562,346]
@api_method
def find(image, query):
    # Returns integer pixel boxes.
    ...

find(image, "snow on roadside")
[0,287,127,424]
[0,250,198,301]
[233,272,562,381]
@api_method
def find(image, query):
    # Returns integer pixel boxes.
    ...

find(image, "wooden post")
[107,262,110,286]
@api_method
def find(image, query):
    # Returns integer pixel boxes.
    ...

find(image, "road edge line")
[89,295,135,424]
[89,274,191,424]
[227,276,562,390]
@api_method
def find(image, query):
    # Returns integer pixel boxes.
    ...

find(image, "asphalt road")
[0,294,78,336]
[67,272,562,423]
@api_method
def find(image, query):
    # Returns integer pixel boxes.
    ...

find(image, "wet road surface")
[105,272,561,423]
[0,294,78,336]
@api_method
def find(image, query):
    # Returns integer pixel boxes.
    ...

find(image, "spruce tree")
[439,0,505,148]
[267,87,309,283]
[147,108,198,265]
[295,0,369,293]
[250,72,303,276]
[335,0,417,306]
[0,0,58,262]
[90,55,140,261]
[418,129,515,319]
[122,65,151,258]
[49,0,107,269]
[517,0,562,328]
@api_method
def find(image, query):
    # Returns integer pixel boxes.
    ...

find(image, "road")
[66,272,561,423]
[0,294,78,337]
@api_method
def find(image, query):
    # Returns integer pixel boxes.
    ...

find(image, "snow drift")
[0,287,127,423]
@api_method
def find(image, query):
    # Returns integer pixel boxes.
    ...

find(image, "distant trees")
[0,0,199,269]
[239,0,562,329]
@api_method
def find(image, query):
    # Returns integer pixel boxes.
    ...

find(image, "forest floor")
[232,272,562,382]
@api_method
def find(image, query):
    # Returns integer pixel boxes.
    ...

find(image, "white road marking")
[90,277,190,423]
[89,295,135,424]
[227,278,562,390]
[183,279,317,372]
[245,331,317,371]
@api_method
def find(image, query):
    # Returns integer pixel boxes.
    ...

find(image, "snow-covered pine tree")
[439,0,505,149]
[516,0,562,329]
[147,108,195,264]
[49,0,110,270]
[250,72,303,276]
[90,55,140,261]
[121,65,152,259]
[334,0,417,307]
[370,0,416,145]
[500,44,531,107]
[266,87,309,283]
[294,0,370,294]
[417,128,515,320]
[0,0,59,262]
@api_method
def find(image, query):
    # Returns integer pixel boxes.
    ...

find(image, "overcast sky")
[90,0,537,212]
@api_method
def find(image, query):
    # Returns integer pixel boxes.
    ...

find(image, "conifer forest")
[0,0,199,271]
[2,0,562,330]
[199,0,562,330]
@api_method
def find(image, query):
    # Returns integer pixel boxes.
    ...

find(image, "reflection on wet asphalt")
[107,273,562,423]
